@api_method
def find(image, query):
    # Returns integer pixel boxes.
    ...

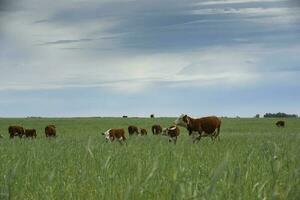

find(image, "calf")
[45,125,56,137]
[175,114,221,142]
[140,128,147,136]
[162,125,180,144]
[8,125,25,138]
[128,125,139,135]
[152,125,162,135]
[276,120,285,128]
[25,129,37,138]
[102,128,126,144]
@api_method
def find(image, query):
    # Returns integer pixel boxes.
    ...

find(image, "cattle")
[128,125,139,135]
[25,129,37,138]
[8,125,25,138]
[122,115,128,118]
[276,120,285,128]
[102,128,126,144]
[162,125,180,144]
[45,125,56,137]
[174,114,221,142]
[152,125,162,135]
[140,128,147,136]
[150,114,155,118]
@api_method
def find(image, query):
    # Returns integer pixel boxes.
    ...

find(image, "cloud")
[40,38,94,45]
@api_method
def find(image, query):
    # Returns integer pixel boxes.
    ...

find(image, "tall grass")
[0,118,299,199]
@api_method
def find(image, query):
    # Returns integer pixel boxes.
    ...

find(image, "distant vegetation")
[264,112,298,118]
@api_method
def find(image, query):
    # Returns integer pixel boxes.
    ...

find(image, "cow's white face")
[103,129,112,141]
[174,114,188,127]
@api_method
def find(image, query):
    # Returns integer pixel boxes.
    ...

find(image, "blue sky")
[0,0,299,117]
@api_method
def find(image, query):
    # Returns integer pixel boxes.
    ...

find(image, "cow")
[102,128,126,144]
[174,114,221,142]
[8,125,25,138]
[140,128,147,136]
[152,125,162,135]
[122,115,128,118]
[25,129,37,138]
[276,120,285,128]
[128,125,139,135]
[45,125,56,137]
[162,125,180,144]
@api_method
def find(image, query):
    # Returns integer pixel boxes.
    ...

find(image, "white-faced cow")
[102,128,126,144]
[162,125,180,144]
[174,114,221,142]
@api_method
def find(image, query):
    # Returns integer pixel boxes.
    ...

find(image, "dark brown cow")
[25,129,37,138]
[140,128,147,136]
[102,128,126,144]
[45,125,56,137]
[276,120,285,128]
[8,125,25,138]
[152,125,162,135]
[162,125,180,144]
[128,125,139,135]
[175,114,221,142]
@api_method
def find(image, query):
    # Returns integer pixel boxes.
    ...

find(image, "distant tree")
[255,114,260,118]
[263,112,298,118]
[150,114,155,118]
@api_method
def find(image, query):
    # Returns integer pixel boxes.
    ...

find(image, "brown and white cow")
[140,128,147,136]
[162,125,180,144]
[45,125,56,137]
[102,128,126,144]
[276,120,285,128]
[152,125,162,135]
[25,129,37,138]
[174,114,221,142]
[128,125,139,135]
[8,125,25,138]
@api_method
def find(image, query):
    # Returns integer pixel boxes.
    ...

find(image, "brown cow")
[152,125,162,135]
[102,128,126,144]
[162,125,180,144]
[128,125,139,135]
[140,128,147,136]
[276,120,285,128]
[25,129,37,138]
[174,114,221,142]
[45,125,56,137]
[8,125,25,138]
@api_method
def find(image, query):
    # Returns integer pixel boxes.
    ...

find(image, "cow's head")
[102,129,112,141]
[174,114,189,127]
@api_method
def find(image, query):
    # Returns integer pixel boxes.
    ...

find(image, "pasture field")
[0,117,300,200]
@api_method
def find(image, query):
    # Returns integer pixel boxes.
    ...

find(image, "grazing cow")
[8,126,25,138]
[150,114,155,118]
[25,129,37,138]
[140,128,147,136]
[128,125,139,135]
[102,128,126,144]
[152,125,162,135]
[162,125,180,144]
[174,114,221,142]
[45,125,56,137]
[276,120,285,128]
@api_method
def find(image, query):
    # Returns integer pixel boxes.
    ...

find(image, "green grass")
[0,117,299,200]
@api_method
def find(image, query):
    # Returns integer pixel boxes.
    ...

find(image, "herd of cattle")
[0,115,286,144]
[5,125,57,139]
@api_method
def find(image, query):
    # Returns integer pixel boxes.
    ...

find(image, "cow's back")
[198,116,221,134]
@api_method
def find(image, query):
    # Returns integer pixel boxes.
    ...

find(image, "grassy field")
[0,117,299,200]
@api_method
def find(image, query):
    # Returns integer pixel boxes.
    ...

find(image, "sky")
[0,0,299,117]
